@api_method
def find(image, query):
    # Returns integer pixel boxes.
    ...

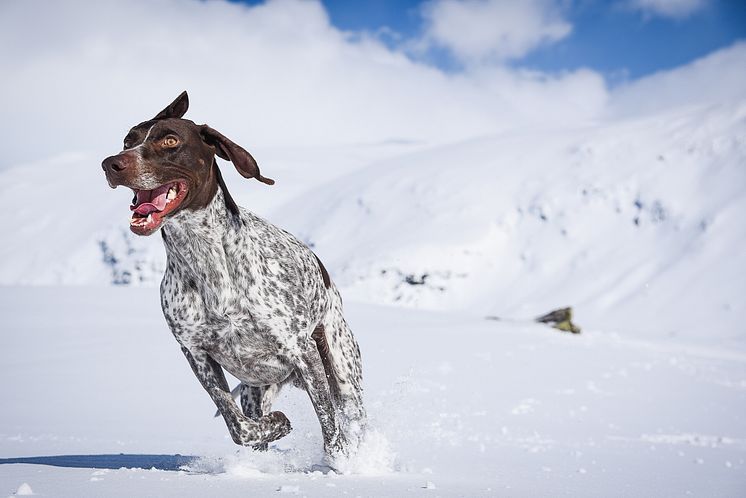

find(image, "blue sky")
[518,0,746,81]
[237,0,746,82]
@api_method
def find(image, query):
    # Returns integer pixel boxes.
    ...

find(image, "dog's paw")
[262,410,292,442]
[324,431,349,459]
[230,412,292,447]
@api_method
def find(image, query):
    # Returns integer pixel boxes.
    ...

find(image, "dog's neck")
[164,186,233,238]
[161,187,249,291]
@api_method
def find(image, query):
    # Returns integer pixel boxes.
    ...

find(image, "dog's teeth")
[167,187,176,201]
[147,214,153,224]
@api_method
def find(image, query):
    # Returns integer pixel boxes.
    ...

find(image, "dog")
[102,91,365,459]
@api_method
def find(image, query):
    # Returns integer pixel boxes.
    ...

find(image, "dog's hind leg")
[319,290,367,448]
[296,336,346,457]
[240,383,282,451]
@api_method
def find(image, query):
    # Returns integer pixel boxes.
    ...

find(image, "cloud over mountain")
[0,0,604,168]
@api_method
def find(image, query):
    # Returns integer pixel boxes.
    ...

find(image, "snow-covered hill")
[275,101,746,342]
[2,99,744,344]
[0,141,424,285]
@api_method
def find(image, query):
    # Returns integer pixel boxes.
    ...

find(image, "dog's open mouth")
[129,181,188,235]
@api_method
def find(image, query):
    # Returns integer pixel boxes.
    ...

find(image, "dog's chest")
[159,238,304,385]
[158,200,325,385]
[161,277,298,385]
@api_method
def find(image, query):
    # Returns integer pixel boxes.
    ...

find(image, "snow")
[1,287,745,496]
[273,101,746,344]
[12,483,33,496]
[1,42,745,498]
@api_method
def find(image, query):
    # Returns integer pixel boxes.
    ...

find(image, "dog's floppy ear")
[200,125,275,186]
[153,91,189,120]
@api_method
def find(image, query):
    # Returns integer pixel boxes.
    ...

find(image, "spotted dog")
[102,91,365,459]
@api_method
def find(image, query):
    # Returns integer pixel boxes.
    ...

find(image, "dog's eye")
[163,136,179,147]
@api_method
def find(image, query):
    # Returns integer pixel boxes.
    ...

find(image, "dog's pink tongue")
[131,185,170,215]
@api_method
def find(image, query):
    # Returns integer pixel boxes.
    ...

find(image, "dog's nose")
[102,154,128,173]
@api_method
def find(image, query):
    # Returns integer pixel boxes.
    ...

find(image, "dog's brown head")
[102,91,274,236]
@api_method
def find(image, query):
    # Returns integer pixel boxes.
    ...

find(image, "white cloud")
[627,0,709,19]
[0,0,740,173]
[0,0,603,168]
[418,0,572,64]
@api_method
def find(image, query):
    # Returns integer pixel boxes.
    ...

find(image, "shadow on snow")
[0,453,197,471]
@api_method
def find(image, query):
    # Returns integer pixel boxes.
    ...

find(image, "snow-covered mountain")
[2,99,744,344]
[275,101,746,342]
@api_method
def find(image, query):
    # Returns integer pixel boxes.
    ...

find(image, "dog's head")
[102,91,273,236]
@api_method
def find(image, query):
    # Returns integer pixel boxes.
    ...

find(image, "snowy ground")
[1,287,744,496]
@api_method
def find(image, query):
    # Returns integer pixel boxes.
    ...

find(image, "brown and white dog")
[102,91,365,460]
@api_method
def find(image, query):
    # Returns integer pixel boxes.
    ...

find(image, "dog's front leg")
[180,346,291,446]
[296,344,347,457]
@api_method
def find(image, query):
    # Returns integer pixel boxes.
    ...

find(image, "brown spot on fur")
[312,324,338,397]
[313,254,331,288]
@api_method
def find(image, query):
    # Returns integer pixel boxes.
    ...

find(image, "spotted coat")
[101,91,365,460]
[158,188,365,456]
